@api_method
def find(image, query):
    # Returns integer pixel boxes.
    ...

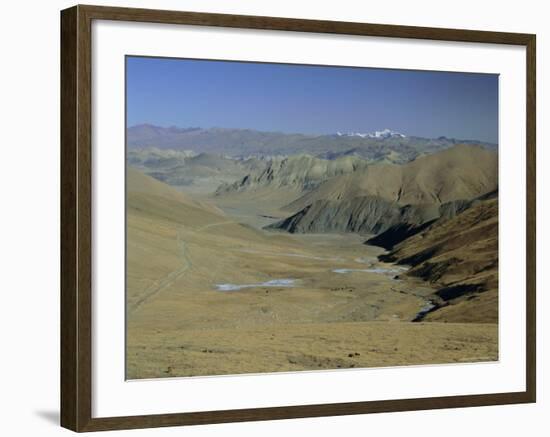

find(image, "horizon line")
[127,123,498,145]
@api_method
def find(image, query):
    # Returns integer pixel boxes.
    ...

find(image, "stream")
[214,264,408,292]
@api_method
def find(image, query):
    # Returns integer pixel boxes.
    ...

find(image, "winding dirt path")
[129,221,235,313]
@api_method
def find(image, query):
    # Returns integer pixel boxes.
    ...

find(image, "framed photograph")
[60,4,536,432]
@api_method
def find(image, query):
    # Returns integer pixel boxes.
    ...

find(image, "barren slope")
[287,144,497,212]
[380,196,498,323]
[267,145,497,235]
[217,154,369,196]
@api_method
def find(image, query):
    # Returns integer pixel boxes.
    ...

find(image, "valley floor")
[126,176,498,379]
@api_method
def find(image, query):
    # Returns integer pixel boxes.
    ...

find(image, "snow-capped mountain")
[336,129,406,139]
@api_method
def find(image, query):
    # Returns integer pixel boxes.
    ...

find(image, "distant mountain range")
[127,124,497,164]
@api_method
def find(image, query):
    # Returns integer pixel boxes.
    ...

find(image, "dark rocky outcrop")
[376,197,498,323]
[266,196,440,235]
[367,190,498,250]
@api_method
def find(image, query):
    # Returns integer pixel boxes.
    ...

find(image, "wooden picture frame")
[60,4,536,432]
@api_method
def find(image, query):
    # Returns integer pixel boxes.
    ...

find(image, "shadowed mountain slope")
[266,197,440,235]
[380,196,498,323]
[268,145,497,235]
[367,190,497,250]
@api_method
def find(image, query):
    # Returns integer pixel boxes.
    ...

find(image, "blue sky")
[126,56,499,143]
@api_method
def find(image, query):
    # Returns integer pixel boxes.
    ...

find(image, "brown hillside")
[381,197,498,323]
[287,145,497,212]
